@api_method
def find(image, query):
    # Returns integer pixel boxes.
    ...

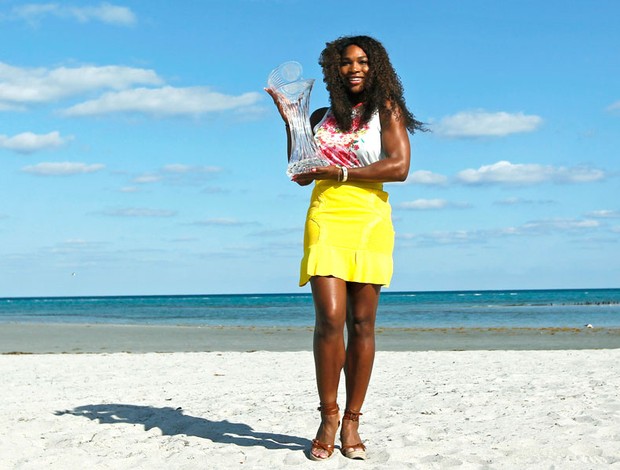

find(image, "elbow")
[393,161,410,182]
[395,169,408,182]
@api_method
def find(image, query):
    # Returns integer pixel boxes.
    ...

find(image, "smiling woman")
[266,34,426,461]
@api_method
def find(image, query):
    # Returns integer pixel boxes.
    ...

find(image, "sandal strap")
[343,409,363,421]
[343,442,366,451]
[317,402,339,415]
[312,438,335,453]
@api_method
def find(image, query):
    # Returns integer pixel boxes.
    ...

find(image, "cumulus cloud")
[399,217,601,246]
[118,186,139,193]
[398,230,485,246]
[133,174,163,184]
[0,62,162,107]
[407,170,448,185]
[457,160,605,185]
[11,2,136,26]
[515,218,600,234]
[162,164,221,174]
[0,131,70,154]
[21,161,104,175]
[191,218,251,226]
[398,199,470,210]
[62,86,262,117]
[434,110,543,138]
[587,209,620,219]
[131,164,223,186]
[0,62,259,118]
[100,208,177,217]
[494,197,556,206]
[607,101,620,112]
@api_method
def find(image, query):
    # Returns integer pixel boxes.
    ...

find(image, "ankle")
[343,408,362,422]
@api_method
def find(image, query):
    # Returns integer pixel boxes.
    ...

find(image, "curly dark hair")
[319,35,425,134]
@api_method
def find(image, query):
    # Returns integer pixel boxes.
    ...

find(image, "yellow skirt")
[299,180,394,287]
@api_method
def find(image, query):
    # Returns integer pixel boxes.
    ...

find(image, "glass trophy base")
[286,156,330,177]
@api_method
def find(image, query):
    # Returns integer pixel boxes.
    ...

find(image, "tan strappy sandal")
[309,402,340,461]
[340,408,367,460]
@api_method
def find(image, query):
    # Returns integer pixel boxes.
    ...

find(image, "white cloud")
[131,165,223,186]
[11,3,136,26]
[607,101,620,112]
[0,131,70,153]
[398,217,601,247]
[21,161,104,175]
[133,174,162,184]
[192,218,250,226]
[0,62,162,107]
[62,86,262,117]
[494,197,556,206]
[587,210,620,219]
[398,199,470,210]
[100,208,177,217]
[398,230,484,245]
[435,110,543,138]
[118,186,139,193]
[516,218,600,234]
[407,170,448,185]
[162,164,221,174]
[457,160,605,185]
[0,62,258,119]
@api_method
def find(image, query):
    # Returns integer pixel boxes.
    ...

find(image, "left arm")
[292,103,411,185]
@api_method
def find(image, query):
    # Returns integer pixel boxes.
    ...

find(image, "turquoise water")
[1,289,619,328]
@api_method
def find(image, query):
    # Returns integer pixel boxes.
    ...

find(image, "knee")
[315,309,345,338]
[349,313,376,338]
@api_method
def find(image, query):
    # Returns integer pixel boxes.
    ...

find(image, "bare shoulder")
[310,107,329,128]
[379,101,405,129]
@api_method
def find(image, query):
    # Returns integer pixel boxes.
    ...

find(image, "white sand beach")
[1,350,620,469]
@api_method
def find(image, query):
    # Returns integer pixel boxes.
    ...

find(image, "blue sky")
[1,0,618,297]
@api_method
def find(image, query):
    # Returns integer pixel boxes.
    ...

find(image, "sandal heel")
[341,408,367,460]
[308,403,340,461]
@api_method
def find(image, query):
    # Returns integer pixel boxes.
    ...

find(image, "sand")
[1,349,620,469]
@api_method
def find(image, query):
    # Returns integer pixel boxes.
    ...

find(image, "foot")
[340,409,367,460]
[309,404,340,460]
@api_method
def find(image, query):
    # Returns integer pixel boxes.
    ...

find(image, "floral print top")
[313,105,385,168]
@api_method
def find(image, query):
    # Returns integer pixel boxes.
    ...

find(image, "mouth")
[347,76,363,86]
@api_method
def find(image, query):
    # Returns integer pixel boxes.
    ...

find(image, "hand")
[264,87,290,124]
[290,165,341,186]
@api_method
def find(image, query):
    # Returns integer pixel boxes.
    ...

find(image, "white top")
[313,106,385,168]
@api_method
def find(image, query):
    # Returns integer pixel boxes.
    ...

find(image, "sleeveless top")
[313,105,385,168]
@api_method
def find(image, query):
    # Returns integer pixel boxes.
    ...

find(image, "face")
[339,44,369,95]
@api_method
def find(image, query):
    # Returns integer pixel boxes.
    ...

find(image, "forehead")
[341,44,367,58]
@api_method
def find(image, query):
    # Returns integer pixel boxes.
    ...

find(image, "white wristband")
[341,165,348,182]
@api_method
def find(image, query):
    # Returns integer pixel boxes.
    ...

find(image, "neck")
[347,90,366,106]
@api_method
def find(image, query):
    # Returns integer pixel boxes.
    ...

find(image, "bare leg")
[341,282,381,453]
[309,276,347,459]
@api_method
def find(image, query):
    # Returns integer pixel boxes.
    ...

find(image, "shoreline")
[2,322,620,353]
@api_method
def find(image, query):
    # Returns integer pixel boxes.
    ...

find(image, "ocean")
[1,288,619,329]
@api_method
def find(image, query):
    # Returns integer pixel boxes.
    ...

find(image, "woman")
[267,35,424,461]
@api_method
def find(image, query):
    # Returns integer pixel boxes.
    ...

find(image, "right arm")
[265,88,293,161]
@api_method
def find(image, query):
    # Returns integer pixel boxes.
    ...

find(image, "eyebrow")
[341,54,368,61]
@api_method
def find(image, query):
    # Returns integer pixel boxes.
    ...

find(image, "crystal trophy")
[267,61,329,177]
